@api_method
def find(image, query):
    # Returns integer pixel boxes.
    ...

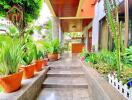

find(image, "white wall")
[92,0,106,51]
[92,1,103,52]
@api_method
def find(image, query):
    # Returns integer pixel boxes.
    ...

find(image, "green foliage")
[88,50,117,74]
[92,63,113,74]
[33,42,44,60]
[43,38,60,54]
[7,25,19,37]
[122,46,132,67]
[96,50,116,68]
[22,42,34,65]
[104,0,121,80]
[44,20,52,41]
[80,48,88,57]
[88,53,97,64]
[23,33,44,61]
[0,36,24,75]
[0,0,43,24]
[121,67,132,84]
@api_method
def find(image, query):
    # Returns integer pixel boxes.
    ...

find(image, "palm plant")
[104,0,122,80]
[0,36,24,76]
[22,42,34,65]
[43,38,60,54]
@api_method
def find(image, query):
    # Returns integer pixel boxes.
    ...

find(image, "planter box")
[80,60,125,100]
[108,74,132,100]
[0,67,49,100]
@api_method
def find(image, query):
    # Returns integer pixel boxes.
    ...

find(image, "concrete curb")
[0,67,49,100]
[80,61,126,100]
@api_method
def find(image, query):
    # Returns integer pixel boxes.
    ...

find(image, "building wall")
[92,0,125,51]
[100,18,108,49]
[80,0,95,18]
[83,21,92,51]
[92,0,105,51]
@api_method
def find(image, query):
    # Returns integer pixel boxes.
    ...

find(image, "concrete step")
[47,69,84,77]
[43,77,88,88]
[37,88,90,100]
[49,66,82,70]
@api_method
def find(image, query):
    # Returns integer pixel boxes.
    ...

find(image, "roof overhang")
[45,0,96,32]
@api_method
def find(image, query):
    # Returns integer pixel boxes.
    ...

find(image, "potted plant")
[35,40,48,66]
[0,36,24,93]
[44,39,60,61]
[20,42,35,79]
[33,44,44,72]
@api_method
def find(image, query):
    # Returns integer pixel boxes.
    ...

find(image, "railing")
[108,74,132,100]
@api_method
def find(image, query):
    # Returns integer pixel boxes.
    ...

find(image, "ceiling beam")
[59,17,92,20]
[45,0,56,17]
[76,0,84,17]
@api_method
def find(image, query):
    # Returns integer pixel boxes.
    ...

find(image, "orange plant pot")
[0,71,23,93]
[20,63,35,79]
[34,60,43,72]
[48,54,58,61]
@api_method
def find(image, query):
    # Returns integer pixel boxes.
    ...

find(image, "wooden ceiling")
[50,0,80,17]
[61,19,92,32]
[47,0,95,32]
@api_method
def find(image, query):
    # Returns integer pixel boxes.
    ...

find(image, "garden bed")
[80,61,126,100]
[0,67,49,100]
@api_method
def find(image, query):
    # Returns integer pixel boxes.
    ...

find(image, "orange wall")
[72,43,84,53]
[80,0,95,17]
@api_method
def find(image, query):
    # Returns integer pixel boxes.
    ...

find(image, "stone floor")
[37,53,90,100]
[37,53,125,100]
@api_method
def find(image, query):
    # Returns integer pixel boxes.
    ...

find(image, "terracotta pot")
[34,60,43,72]
[20,63,35,79]
[48,54,58,61]
[58,54,61,59]
[0,71,23,93]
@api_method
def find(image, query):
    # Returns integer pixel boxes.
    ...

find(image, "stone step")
[43,77,88,88]
[49,66,82,70]
[37,88,90,100]
[47,69,84,77]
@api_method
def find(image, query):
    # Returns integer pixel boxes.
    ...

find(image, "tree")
[0,0,43,35]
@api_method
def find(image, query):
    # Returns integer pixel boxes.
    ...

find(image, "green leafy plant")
[43,38,60,54]
[0,0,43,24]
[0,36,24,76]
[80,48,88,57]
[88,53,97,64]
[96,50,116,68]
[122,46,132,67]
[7,25,19,37]
[104,0,121,80]
[22,42,34,65]
[33,43,44,60]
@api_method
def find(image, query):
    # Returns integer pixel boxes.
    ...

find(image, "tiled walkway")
[37,54,90,100]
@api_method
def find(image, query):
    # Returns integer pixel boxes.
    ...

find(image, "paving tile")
[37,53,90,100]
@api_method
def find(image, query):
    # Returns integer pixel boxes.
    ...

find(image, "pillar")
[51,17,59,40]
[59,29,64,46]
[125,0,129,47]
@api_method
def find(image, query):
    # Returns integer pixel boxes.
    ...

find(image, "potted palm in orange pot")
[44,39,60,61]
[0,36,24,93]
[33,45,44,72]
[20,42,36,79]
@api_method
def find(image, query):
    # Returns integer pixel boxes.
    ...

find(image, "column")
[125,0,129,47]
[51,17,59,40]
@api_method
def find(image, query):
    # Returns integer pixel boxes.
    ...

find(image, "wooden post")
[125,0,129,47]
